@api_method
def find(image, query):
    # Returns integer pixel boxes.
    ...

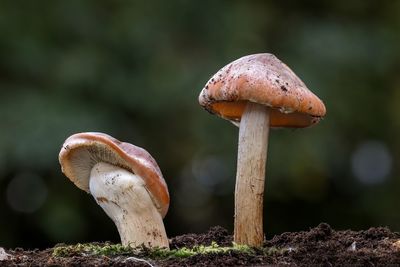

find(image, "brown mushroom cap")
[199,53,326,127]
[59,132,169,217]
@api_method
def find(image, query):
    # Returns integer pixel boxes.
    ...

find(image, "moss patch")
[52,243,134,257]
[52,241,256,259]
[149,242,254,259]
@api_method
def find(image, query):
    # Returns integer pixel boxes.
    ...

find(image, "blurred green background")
[1,0,399,249]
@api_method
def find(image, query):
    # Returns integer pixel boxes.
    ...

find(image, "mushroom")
[199,53,326,247]
[58,132,170,249]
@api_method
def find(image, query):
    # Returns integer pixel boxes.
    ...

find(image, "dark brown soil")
[2,223,400,266]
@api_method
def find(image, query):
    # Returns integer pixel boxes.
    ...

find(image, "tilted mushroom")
[59,132,170,249]
[199,53,326,247]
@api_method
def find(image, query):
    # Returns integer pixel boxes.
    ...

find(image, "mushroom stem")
[89,162,169,249]
[234,102,270,246]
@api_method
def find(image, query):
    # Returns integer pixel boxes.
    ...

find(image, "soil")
[2,223,400,266]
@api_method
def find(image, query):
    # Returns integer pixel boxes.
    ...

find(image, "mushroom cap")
[199,53,326,127]
[59,132,169,218]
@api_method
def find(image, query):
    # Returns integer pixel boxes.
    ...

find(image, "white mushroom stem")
[89,162,169,249]
[234,102,270,247]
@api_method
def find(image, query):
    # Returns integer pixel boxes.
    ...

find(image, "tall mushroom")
[199,53,326,247]
[59,132,170,249]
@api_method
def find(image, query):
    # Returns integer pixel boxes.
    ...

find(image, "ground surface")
[2,223,400,266]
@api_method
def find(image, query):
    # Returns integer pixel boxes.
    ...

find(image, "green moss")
[52,243,134,257]
[148,242,254,259]
[52,241,257,259]
[260,246,289,256]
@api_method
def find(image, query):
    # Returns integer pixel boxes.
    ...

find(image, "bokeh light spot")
[191,155,231,195]
[6,172,48,213]
[351,140,392,185]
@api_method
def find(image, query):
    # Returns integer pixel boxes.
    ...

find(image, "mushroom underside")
[207,101,321,127]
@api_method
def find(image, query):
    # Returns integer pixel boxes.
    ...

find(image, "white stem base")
[89,162,169,249]
[234,102,270,247]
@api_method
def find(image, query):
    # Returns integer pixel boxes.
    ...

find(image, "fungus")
[199,53,326,246]
[59,132,169,249]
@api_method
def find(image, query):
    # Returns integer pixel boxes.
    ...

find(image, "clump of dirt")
[170,226,232,249]
[266,223,400,266]
[2,223,400,266]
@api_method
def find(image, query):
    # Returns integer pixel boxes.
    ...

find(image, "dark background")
[1,0,399,249]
